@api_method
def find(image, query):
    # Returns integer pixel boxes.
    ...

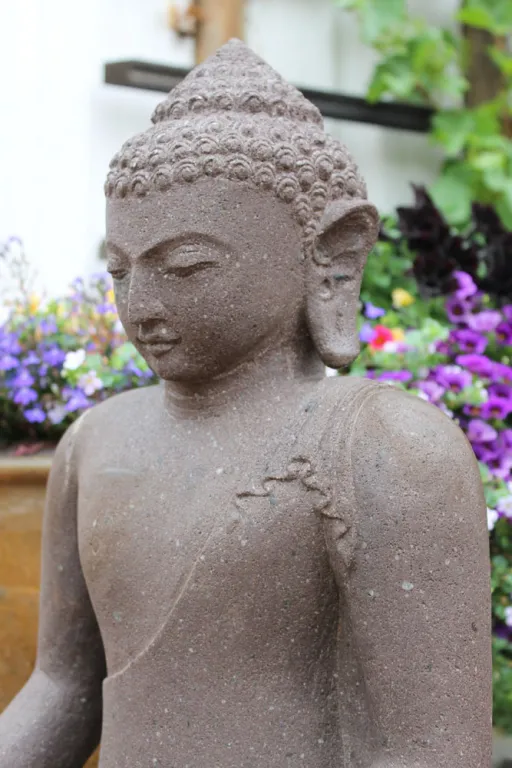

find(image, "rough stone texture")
[0,40,491,767]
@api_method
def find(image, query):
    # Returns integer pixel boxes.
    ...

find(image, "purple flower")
[463,403,483,418]
[378,371,413,383]
[456,354,494,378]
[489,383,512,400]
[435,340,452,357]
[446,297,471,324]
[502,305,512,324]
[23,407,46,423]
[13,387,38,406]
[416,380,445,402]
[434,365,472,393]
[364,302,385,319]
[466,419,498,444]
[64,388,90,412]
[359,323,375,343]
[467,310,502,333]
[24,351,40,366]
[450,329,488,354]
[486,453,512,481]
[473,442,500,463]
[11,369,35,389]
[0,353,19,371]
[42,347,66,367]
[496,322,512,346]
[453,271,477,300]
[480,396,512,421]
[40,318,58,335]
[0,333,22,355]
[501,429,512,449]
[492,363,512,385]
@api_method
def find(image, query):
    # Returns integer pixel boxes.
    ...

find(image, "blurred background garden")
[1,0,512,761]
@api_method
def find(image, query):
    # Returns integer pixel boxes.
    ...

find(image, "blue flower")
[364,302,386,319]
[24,407,46,423]
[0,354,19,371]
[24,351,40,365]
[11,369,35,389]
[42,347,66,366]
[13,387,38,405]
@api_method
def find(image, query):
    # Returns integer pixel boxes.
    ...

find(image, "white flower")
[48,404,67,425]
[382,341,398,353]
[497,496,512,521]
[78,370,103,396]
[505,606,512,628]
[63,349,86,371]
[487,507,499,531]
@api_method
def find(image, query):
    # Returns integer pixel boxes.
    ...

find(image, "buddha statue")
[0,40,491,767]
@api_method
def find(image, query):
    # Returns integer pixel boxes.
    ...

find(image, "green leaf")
[430,165,475,224]
[432,110,474,156]
[359,0,406,42]
[471,150,506,171]
[457,6,495,30]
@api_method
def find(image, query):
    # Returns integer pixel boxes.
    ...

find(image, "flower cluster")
[351,270,512,731]
[0,273,156,447]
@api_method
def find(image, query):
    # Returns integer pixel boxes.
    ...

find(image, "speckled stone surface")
[0,40,491,767]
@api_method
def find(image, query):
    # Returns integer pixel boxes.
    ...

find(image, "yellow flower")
[106,288,115,305]
[392,288,415,308]
[391,328,405,342]
[28,293,40,314]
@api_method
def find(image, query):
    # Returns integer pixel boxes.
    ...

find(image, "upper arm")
[37,416,106,691]
[327,387,492,766]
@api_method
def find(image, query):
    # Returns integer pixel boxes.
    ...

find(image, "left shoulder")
[350,382,482,505]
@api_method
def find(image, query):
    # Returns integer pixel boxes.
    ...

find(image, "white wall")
[0,0,457,295]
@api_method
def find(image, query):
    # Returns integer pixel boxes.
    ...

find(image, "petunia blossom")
[450,329,488,354]
[480,396,512,421]
[467,310,502,333]
[434,365,472,393]
[496,322,512,346]
[453,271,478,300]
[466,419,498,444]
[456,354,494,378]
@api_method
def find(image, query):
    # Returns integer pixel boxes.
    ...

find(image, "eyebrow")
[105,235,230,262]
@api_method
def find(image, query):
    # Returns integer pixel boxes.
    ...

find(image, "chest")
[77,435,334,672]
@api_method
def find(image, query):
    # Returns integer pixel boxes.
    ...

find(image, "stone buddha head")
[105,40,379,382]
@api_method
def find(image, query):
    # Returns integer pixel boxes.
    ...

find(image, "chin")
[147,354,221,383]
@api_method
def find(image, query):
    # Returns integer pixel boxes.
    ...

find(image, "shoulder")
[349,383,485,529]
[351,382,476,473]
[54,385,161,461]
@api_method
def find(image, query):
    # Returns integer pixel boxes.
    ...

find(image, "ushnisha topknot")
[105,39,367,258]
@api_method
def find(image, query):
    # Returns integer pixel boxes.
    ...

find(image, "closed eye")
[107,266,129,280]
[164,261,219,278]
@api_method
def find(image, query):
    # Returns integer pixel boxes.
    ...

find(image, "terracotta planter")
[0,452,99,767]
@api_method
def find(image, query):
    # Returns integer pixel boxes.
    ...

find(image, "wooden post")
[195,0,244,64]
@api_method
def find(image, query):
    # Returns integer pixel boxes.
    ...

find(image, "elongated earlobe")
[306,199,379,369]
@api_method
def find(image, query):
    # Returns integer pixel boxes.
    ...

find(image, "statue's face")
[106,179,305,381]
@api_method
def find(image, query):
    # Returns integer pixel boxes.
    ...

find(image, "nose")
[127,272,167,328]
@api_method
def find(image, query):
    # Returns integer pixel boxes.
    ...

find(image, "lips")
[139,337,181,357]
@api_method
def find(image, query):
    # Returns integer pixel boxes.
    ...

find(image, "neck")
[162,337,325,421]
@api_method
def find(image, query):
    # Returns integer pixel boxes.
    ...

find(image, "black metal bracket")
[104,59,433,134]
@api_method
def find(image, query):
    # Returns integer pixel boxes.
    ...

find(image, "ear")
[306,198,379,369]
